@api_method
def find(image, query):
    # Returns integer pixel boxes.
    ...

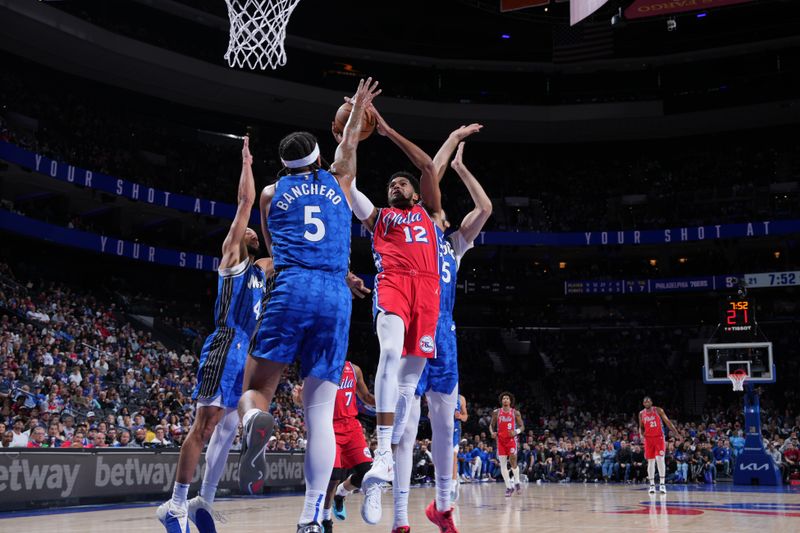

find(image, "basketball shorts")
[372,270,440,359]
[497,436,517,457]
[193,330,249,409]
[644,435,666,460]
[333,417,372,470]
[250,268,351,384]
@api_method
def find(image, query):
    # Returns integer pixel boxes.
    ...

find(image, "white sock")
[512,466,520,484]
[377,425,393,453]
[648,459,656,484]
[171,482,190,507]
[242,408,261,429]
[298,377,337,525]
[299,490,326,525]
[656,456,666,483]
[322,507,332,521]
[201,408,239,504]
[500,457,511,489]
[427,389,457,512]
[335,482,351,497]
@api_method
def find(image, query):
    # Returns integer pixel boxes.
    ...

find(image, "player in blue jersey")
[158,136,273,533]
[391,126,491,533]
[237,78,381,533]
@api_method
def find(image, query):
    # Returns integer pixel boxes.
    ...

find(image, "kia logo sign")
[739,463,770,471]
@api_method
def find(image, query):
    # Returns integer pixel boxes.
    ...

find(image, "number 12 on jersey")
[403,225,428,243]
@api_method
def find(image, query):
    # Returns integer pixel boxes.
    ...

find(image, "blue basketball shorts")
[250,268,351,384]
[193,330,249,409]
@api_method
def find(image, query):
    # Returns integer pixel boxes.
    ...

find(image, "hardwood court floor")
[3,482,799,532]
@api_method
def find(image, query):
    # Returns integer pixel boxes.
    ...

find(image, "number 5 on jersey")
[304,205,325,242]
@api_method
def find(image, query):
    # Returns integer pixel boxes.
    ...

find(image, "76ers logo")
[419,335,434,354]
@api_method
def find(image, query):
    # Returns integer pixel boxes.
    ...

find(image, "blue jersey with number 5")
[269,170,351,277]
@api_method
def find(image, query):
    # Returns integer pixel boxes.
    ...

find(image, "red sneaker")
[425,501,458,533]
[391,527,411,533]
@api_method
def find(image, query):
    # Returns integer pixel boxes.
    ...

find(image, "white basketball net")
[728,371,748,392]
[224,0,301,70]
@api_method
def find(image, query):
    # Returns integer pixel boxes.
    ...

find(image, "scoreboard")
[721,299,754,337]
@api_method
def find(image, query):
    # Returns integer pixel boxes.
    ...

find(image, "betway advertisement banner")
[625,0,755,20]
[0,450,304,510]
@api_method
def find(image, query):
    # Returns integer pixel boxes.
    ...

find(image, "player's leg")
[237,356,286,493]
[158,404,225,533]
[333,420,372,521]
[646,438,657,493]
[390,355,427,449]
[187,407,239,533]
[374,312,406,452]
[424,388,459,532]
[509,448,522,492]
[298,376,338,527]
[322,468,343,532]
[656,445,667,493]
[334,462,371,520]
[392,394,421,532]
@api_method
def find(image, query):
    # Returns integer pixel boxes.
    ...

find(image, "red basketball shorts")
[333,418,372,470]
[497,436,518,457]
[373,270,440,359]
[644,436,666,460]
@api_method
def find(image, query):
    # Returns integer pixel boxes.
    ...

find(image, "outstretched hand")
[451,141,466,170]
[351,77,381,108]
[331,121,343,144]
[242,135,253,165]
[368,104,390,136]
[451,123,483,141]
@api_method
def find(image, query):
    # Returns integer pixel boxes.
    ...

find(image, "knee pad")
[350,461,372,488]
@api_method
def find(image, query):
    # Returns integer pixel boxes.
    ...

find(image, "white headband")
[281,144,320,169]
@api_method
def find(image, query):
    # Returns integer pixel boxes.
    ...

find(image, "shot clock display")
[721,299,754,336]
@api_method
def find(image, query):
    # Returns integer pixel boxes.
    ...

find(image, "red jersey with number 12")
[498,408,517,440]
[640,408,664,438]
[372,205,439,275]
[334,362,358,422]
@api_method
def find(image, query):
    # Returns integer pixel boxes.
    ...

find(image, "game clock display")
[721,299,754,335]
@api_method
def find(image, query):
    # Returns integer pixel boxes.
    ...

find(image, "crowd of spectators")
[0,262,306,452]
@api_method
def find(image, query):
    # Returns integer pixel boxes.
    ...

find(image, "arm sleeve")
[349,177,376,221]
[448,230,475,270]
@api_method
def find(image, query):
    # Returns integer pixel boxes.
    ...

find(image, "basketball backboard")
[702,342,775,384]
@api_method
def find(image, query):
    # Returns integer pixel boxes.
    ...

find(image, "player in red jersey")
[293,360,374,533]
[490,392,525,497]
[638,396,678,494]
[344,103,439,525]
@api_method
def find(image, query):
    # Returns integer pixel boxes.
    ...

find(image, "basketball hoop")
[224,0,302,70]
[728,368,748,391]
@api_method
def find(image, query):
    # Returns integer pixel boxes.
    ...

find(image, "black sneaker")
[321,519,333,533]
[332,495,346,521]
[237,411,275,494]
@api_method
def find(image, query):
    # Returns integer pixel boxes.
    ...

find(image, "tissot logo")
[739,463,770,471]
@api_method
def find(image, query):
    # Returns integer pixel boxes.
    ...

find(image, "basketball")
[334,102,376,141]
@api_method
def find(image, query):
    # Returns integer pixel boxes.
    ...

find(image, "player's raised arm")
[220,136,256,269]
[433,124,483,184]
[370,105,438,214]
[352,363,376,407]
[451,142,493,245]
[331,78,381,218]
[258,184,276,258]
[657,407,679,434]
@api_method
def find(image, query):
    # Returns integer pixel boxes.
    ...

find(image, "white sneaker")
[363,451,394,485]
[450,478,460,502]
[360,482,383,525]
[157,501,189,533]
[648,484,656,494]
[188,496,226,533]
[659,484,667,494]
